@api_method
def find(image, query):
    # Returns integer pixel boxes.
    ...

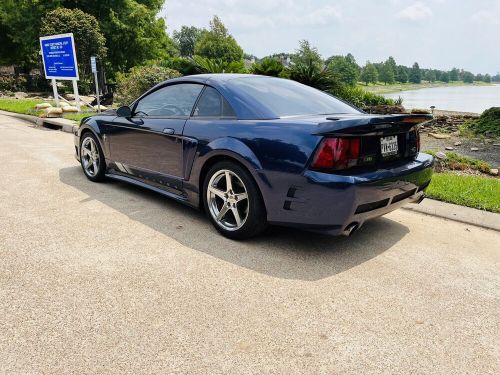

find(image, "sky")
[161,0,500,75]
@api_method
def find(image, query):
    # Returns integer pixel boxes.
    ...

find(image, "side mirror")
[116,105,132,117]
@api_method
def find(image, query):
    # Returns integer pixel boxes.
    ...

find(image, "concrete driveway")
[0,114,499,374]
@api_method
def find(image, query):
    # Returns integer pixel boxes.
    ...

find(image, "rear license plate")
[380,136,398,157]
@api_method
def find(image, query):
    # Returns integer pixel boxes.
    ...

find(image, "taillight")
[311,137,360,170]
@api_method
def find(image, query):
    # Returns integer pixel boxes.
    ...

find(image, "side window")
[193,87,236,118]
[134,83,203,117]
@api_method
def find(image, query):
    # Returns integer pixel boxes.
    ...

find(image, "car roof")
[150,74,280,120]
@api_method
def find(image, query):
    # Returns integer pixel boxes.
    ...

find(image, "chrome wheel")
[81,137,100,177]
[207,169,249,231]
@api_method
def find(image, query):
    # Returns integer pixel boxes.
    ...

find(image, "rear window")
[229,77,361,117]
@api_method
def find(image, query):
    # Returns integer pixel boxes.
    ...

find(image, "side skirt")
[104,172,198,209]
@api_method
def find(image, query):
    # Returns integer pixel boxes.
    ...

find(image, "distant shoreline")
[362,81,494,95]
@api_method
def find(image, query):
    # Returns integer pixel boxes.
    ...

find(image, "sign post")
[39,33,79,110]
[91,56,100,113]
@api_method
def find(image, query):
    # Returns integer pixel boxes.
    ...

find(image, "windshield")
[229,77,361,117]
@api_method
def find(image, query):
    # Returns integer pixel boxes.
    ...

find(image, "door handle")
[163,128,175,135]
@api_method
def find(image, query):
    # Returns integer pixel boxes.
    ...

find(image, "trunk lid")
[311,113,432,169]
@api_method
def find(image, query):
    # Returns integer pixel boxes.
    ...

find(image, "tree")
[475,74,483,82]
[360,62,378,85]
[251,58,284,77]
[424,70,436,82]
[483,74,492,83]
[288,40,341,92]
[40,8,106,79]
[449,68,459,81]
[0,0,178,77]
[396,66,408,83]
[173,26,204,57]
[94,0,177,77]
[0,0,61,70]
[409,62,421,83]
[379,60,395,85]
[291,40,323,68]
[194,15,243,63]
[462,71,474,83]
[386,56,397,74]
[440,71,450,83]
[327,55,359,86]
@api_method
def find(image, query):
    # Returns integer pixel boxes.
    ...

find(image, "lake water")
[383,84,500,113]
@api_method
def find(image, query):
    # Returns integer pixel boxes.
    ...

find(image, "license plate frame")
[380,135,398,157]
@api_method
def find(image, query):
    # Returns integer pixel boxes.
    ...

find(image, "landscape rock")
[40,107,63,118]
[35,103,52,110]
[493,143,500,147]
[93,105,107,111]
[435,151,447,160]
[60,101,70,107]
[470,147,479,151]
[62,106,79,113]
[411,108,431,114]
[445,146,454,150]
[454,141,462,146]
[485,131,494,138]
[429,133,451,139]
[14,92,27,99]
[489,168,499,176]
[363,105,405,114]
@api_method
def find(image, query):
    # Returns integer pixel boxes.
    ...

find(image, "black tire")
[203,161,267,240]
[79,132,106,182]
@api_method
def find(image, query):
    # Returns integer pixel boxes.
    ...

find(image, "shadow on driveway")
[59,166,409,281]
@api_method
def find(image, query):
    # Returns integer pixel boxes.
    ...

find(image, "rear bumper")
[268,153,434,235]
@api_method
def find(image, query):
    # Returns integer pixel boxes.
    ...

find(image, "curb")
[0,109,77,134]
[403,198,500,232]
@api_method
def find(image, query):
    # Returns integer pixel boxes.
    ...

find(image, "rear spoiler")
[315,114,433,135]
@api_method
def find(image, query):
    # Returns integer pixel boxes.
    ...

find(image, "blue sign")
[40,33,79,80]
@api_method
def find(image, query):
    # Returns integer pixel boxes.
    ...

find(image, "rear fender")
[185,137,271,208]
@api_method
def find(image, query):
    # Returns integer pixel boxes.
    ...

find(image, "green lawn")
[0,98,93,123]
[426,173,500,213]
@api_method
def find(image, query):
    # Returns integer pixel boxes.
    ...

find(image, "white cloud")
[396,2,433,21]
[470,9,500,25]
[165,1,342,31]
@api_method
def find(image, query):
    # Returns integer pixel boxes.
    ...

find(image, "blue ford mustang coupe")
[75,74,433,239]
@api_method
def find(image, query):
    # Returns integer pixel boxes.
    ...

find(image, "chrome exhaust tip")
[342,222,359,237]
[411,195,425,204]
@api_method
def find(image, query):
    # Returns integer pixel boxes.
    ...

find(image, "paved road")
[0,115,499,374]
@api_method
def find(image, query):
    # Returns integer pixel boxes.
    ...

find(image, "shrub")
[466,107,500,137]
[115,65,181,106]
[335,85,394,108]
[423,151,492,173]
[0,75,27,92]
[192,56,246,73]
[161,57,198,76]
[251,58,284,77]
